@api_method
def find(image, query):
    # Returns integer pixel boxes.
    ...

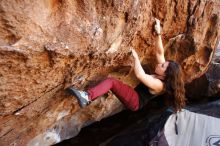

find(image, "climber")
[66,18,186,112]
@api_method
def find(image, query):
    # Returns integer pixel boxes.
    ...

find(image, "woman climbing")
[66,18,186,112]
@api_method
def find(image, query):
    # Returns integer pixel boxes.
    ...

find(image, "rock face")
[0,0,220,145]
[186,43,220,101]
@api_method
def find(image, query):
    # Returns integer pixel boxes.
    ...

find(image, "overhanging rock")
[0,0,220,145]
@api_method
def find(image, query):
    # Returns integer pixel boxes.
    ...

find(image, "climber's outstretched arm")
[155,18,166,64]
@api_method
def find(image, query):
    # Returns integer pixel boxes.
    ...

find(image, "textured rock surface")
[186,43,220,101]
[0,0,220,145]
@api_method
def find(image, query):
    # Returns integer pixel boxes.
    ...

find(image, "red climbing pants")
[87,77,139,111]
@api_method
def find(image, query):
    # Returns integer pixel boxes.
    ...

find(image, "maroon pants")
[87,77,139,111]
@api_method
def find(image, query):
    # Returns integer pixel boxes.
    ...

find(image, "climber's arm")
[131,49,164,93]
[155,18,166,64]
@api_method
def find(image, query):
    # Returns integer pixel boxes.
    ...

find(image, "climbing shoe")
[66,87,90,108]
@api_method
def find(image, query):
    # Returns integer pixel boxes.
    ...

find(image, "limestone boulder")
[186,44,220,101]
[0,0,220,145]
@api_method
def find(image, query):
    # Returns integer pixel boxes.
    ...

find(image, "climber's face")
[155,61,169,76]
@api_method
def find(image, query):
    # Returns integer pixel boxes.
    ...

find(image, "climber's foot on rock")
[66,87,90,108]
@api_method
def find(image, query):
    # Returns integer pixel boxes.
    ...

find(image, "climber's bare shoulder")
[138,74,164,95]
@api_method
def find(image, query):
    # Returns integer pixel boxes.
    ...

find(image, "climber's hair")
[164,60,186,112]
